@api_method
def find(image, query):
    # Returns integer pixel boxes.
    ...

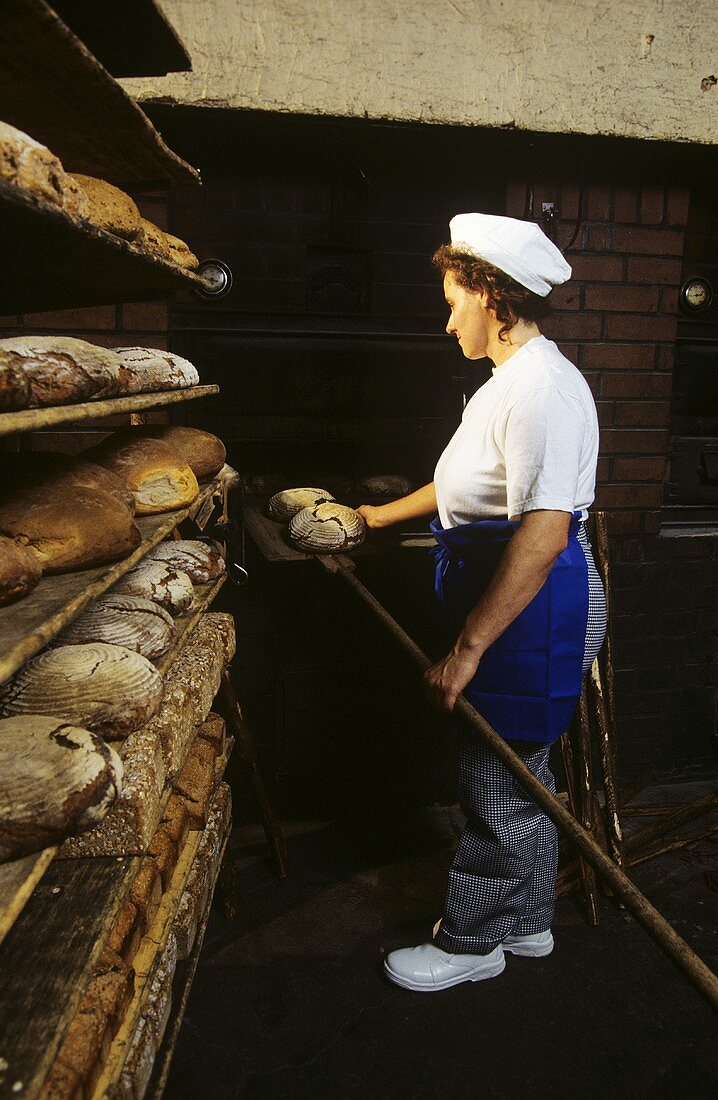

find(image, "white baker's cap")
[449,213,572,296]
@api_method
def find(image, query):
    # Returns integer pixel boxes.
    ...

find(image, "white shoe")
[502,930,554,957]
[384,942,505,992]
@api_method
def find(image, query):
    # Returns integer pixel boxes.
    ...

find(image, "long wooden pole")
[322,555,718,1015]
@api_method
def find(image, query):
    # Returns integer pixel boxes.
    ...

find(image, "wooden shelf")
[0,476,224,687]
[0,385,219,438]
[52,0,192,79]
[0,179,206,314]
[0,0,198,188]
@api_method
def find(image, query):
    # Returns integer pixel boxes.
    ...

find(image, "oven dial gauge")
[680,277,712,312]
[195,259,233,299]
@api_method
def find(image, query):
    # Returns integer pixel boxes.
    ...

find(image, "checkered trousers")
[433,524,607,956]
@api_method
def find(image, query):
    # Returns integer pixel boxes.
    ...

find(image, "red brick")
[644,510,662,535]
[586,185,612,221]
[559,183,581,220]
[506,179,527,218]
[611,226,684,255]
[626,257,683,285]
[595,400,614,427]
[584,285,659,312]
[597,484,664,508]
[605,511,644,535]
[587,225,610,250]
[567,254,624,282]
[550,284,580,310]
[582,372,600,396]
[604,313,677,341]
[21,306,117,330]
[121,302,169,332]
[542,313,602,341]
[666,187,690,227]
[601,372,673,398]
[639,186,665,225]
[98,333,168,350]
[596,455,610,482]
[613,186,639,223]
[656,345,677,371]
[556,342,579,363]
[614,402,670,428]
[612,456,668,480]
[661,286,679,313]
[582,343,655,371]
[599,428,669,453]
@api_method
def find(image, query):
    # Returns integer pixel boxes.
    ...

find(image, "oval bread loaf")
[138,217,171,257]
[113,348,200,394]
[0,452,136,514]
[0,121,70,207]
[140,426,225,481]
[0,716,123,861]
[0,350,31,411]
[145,540,225,583]
[0,535,43,606]
[268,488,335,522]
[54,594,177,661]
[83,433,199,515]
[0,643,164,740]
[68,174,141,240]
[113,560,194,614]
[164,231,198,270]
[0,336,125,406]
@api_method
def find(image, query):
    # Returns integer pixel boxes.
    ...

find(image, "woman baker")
[357,213,607,993]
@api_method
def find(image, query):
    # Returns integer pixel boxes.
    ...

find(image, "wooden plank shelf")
[0,180,206,315]
[0,476,223,687]
[0,0,198,188]
[52,0,192,79]
[0,385,219,439]
[0,847,58,949]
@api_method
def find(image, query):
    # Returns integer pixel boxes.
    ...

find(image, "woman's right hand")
[356,504,389,529]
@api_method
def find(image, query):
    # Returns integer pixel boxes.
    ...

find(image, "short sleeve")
[503,387,588,517]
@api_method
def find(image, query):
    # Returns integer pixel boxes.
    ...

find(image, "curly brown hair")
[432,244,552,343]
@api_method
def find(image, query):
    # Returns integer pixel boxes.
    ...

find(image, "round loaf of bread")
[138,217,171,258]
[164,231,199,270]
[0,536,43,606]
[0,121,70,207]
[113,560,194,614]
[356,474,413,497]
[0,452,136,514]
[0,643,164,739]
[0,336,125,406]
[289,502,366,553]
[0,487,141,574]
[68,174,141,240]
[53,594,176,661]
[113,348,200,394]
[0,350,31,411]
[141,426,225,481]
[84,434,200,515]
[146,540,225,583]
[0,715,124,861]
[268,488,335,522]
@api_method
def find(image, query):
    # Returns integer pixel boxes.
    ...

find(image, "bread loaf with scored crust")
[53,594,176,661]
[112,559,194,614]
[83,433,199,515]
[0,349,31,411]
[0,336,125,406]
[145,539,225,583]
[113,347,199,394]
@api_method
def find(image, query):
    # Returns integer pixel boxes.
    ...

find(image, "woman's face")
[443,271,489,360]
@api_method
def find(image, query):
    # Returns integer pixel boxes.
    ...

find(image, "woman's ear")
[478,288,491,311]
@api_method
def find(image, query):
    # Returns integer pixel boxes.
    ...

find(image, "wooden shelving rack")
[0,7,236,1098]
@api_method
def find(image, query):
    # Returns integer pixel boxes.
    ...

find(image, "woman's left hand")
[423,644,482,712]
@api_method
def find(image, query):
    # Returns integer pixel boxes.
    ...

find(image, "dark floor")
[164,783,718,1100]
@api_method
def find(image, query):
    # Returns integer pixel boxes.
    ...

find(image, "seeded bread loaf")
[0,535,42,606]
[68,173,141,240]
[164,231,199,270]
[0,120,70,207]
[140,426,226,481]
[113,347,199,394]
[0,349,31,411]
[83,433,199,515]
[0,336,125,406]
[137,217,170,258]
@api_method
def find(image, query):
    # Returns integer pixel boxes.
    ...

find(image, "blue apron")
[430,513,588,744]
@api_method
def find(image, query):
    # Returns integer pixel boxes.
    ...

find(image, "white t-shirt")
[434,335,599,528]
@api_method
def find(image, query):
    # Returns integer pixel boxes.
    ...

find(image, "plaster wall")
[124,0,718,144]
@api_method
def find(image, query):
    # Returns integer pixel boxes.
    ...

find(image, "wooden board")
[51,0,192,78]
[242,500,312,563]
[0,477,222,686]
[0,847,57,947]
[0,179,205,315]
[0,855,141,1099]
[0,0,198,187]
[0,386,219,438]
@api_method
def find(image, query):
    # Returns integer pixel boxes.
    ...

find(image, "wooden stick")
[218,671,289,879]
[588,658,624,867]
[593,512,617,738]
[625,792,718,855]
[573,693,600,924]
[629,819,718,867]
[322,556,718,1015]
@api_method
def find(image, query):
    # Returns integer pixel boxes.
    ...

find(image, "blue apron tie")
[429,513,588,744]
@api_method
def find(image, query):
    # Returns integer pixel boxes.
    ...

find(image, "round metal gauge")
[195,259,233,299]
[680,277,712,312]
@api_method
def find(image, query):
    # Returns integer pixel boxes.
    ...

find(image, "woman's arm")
[356,482,438,529]
[423,509,571,712]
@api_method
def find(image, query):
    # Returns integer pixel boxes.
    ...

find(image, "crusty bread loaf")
[0,643,164,740]
[0,336,125,406]
[113,347,199,395]
[137,217,170,258]
[146,539,225,583]
[0,535,43,606]
[140,426,226,481]
[0,716,123,861]
[68,173,141,240]
[83,433,199,515]
[0,349,31,411]
[0,486,140,574]
[164,231,199,270]
[54,594,177,661]
[0,452,136,514]
[62,172,91,220]
[0,120,70,207]
[113,560,194,614]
